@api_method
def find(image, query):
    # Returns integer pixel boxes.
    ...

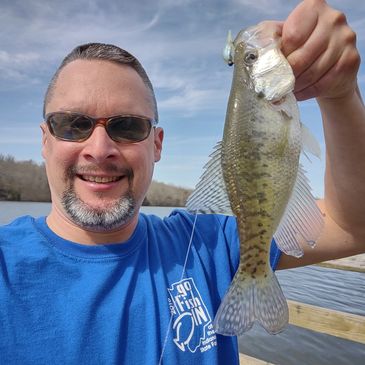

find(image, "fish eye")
[244,50,258,65]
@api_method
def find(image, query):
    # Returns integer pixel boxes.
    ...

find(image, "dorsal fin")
[186,142,233,215]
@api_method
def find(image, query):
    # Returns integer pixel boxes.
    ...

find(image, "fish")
[186,23,324,336]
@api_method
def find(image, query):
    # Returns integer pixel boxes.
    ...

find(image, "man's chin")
[61,188,136,231]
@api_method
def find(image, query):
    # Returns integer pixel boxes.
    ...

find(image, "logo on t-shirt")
[167,278,217,353]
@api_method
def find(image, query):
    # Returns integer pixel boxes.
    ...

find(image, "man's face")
[41,59,163,231]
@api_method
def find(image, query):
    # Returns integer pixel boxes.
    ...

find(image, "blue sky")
[0,0,364,198]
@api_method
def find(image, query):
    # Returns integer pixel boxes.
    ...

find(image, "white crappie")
[187,23,324,336]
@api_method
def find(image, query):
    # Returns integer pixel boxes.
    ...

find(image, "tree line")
[0,155,192,207]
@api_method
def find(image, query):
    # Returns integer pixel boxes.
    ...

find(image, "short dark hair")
[43,42,158,121]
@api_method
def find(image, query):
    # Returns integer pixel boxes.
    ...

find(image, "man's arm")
[277,0,365,269]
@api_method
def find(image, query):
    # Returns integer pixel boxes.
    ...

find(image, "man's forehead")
[47,59,155,117]
[56,59,145,86]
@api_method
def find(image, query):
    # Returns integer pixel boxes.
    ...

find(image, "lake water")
[1,201,364,364]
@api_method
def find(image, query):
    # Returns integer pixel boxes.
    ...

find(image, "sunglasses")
[45,112,157,143]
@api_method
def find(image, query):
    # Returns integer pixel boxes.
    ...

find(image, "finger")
[287,6,354,79]
[286,20,331,79]
[294,66,333,101]
[293,34,340,93]
[294,45,360,101]
[281,0,319,57]
[295,17,360,100]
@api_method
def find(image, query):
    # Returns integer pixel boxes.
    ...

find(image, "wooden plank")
[239,353,275,365]
[288,300,365,344]
[317,261,365,273]
[316,253,365,273]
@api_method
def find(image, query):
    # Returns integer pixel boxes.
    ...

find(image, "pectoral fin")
[301,123,321,160]
[273,164,324,257]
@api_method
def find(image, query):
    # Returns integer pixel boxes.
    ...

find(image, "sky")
[0,0,364,198]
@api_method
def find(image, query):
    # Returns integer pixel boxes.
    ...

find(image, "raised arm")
[277,0,365,269]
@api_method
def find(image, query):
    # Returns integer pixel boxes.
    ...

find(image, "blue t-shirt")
[0,210,280,365]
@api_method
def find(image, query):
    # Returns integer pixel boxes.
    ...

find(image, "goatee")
[62,188,136,231]
[62,164,136,231]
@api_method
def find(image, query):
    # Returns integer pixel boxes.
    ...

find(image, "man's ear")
[153,127,164,162]
[40,123,48,159]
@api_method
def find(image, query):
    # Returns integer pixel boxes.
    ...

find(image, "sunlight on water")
[0,201,178,225]
[239,267,365,365]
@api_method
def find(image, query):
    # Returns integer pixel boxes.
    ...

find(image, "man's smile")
[78,175,123,184]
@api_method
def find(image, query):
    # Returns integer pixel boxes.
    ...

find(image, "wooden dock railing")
[239,254,365,365]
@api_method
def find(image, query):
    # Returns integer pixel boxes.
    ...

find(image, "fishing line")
[157,211,198,365]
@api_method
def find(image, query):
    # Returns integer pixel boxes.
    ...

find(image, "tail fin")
[213,269,288,336]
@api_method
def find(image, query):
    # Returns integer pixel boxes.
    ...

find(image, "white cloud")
[232,0,294,16]
[0,51,40,66]
[149,60,231,116]
[159,86,224,113]
[0,51,42,83]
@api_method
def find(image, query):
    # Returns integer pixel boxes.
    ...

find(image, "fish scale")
[186,23,324,336]
[213,51,300,332]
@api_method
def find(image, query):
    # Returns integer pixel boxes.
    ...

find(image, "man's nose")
[80,124,120,163]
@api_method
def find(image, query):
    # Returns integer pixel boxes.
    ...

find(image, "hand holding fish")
[272,1,365,270]
[281,0,360,102]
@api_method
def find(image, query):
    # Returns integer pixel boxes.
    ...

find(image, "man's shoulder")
[0,215,36,229]
[140,210,239,259]
[0,215,39,244]
[142,209,237,234]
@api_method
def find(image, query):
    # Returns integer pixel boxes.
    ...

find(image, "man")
[0,0,364,364]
